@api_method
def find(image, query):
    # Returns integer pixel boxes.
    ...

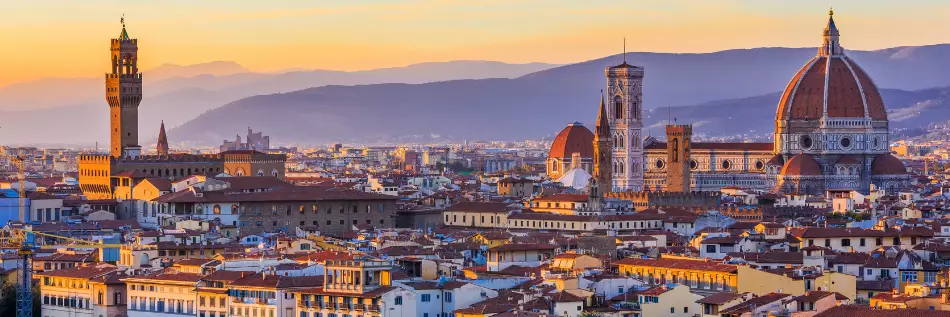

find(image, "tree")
[0,278,41,317]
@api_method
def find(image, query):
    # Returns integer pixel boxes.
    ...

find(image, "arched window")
[671,138,679,162]
[613,96,623,120]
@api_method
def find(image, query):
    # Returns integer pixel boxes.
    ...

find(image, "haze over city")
[3,3,950,317]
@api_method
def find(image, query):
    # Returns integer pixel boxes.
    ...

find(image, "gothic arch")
[613,96,624,120]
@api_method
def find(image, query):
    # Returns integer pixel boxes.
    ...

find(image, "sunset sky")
[2,0,949,86]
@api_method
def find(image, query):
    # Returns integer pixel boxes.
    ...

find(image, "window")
[705,245,716,253]
[421,294,431,302]
[876,238,882,246]
[901,271,918,283]
[860,238,866,247]
[824,239,831,247]
[684,307,688,313]
[395,296,403,305]
[670,307,675,314]
[925,271,937,283]
[445,292,453,303]
[841,239,850,247]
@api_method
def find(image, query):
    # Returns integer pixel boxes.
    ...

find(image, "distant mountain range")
[167,45,950,145]
[7,44,950,146]
[0,60,558,145]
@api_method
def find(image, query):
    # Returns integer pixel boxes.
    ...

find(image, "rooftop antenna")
[623,37,627,64]
[667,105,671,125]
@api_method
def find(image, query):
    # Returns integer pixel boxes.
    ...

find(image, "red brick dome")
[775,55,886,122]
[548,123,594,159]
[775,12,886,123]
[766,155,785,167]
[871,154,906,175]
[781,154,823,176]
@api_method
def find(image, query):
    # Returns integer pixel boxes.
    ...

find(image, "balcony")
[366,305,380,312]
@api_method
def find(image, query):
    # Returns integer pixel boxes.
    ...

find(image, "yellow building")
[292,259,396,317]
[37,263,127,317]
[736,266,856,300]
[549,253,603,273]
[613,258,739,294]
[124,269,203,316]
[527,194,590,215]
[470,232,512,249]
[442,202,510,228]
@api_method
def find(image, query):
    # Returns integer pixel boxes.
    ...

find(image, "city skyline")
[3,0,950,86]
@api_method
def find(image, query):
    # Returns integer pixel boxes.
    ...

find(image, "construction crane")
[8,225,122,317]
[10,154,32,317]
[7,154,121,317]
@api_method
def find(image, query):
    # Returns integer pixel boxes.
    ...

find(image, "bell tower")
[665,124,692,192]
[107,16,143,157]
[605,54,645,192]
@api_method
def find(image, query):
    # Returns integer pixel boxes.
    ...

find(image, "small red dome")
[766,155,785,167]
[781,154,823,176]
[548,123,594,159]
[871,154,906,175]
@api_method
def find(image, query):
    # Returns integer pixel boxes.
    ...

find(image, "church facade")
[572,11,910,196]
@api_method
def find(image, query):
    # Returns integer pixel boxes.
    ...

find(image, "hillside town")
[4,10,950,317]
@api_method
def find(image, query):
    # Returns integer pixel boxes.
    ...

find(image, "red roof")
[532,194,589,203]
[781,154,822,176]
[488,243,558,252]
[871,154,906,175]
[612,258,738,273]
[548,123,594,159]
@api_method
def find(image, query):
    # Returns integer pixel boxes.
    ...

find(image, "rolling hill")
[167,45,950,145]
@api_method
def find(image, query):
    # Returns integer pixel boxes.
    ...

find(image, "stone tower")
[107,17,143,158]
[605,59,644,192]
[591,95,613,205]
[665,124,692,192]
[156,120,169,156]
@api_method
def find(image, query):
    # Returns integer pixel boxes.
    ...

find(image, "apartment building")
[613,258,739,295]
[37,263,126,317]
[125,269,202,317]
[292,259,401,317]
